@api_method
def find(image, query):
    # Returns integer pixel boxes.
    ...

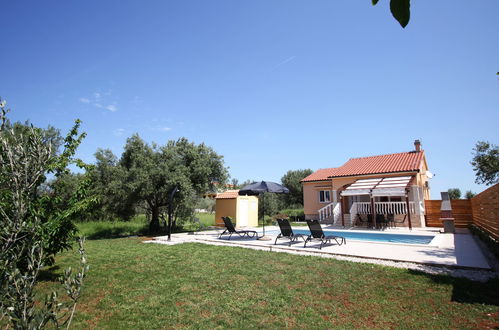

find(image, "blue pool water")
[267,229,435,245]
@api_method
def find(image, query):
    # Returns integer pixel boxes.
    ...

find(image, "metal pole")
[262,193,265,237]
[167,186,179,241]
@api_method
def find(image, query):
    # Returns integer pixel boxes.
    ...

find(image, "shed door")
[238,199,249,227]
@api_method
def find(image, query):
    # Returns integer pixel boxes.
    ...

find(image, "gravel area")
[317,253,498,282]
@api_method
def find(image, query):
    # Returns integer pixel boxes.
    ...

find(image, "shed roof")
[215,190,240,199]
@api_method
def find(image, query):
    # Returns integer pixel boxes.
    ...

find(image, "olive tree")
[114,135,228,232]
[471,141,499,186]
[280,169,313,208]
[372,0,411,28]
[447,188,461,200]
[0,99,89,328]
[465,190,476,199]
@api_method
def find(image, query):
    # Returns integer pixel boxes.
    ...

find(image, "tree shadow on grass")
[82,224,198,240]
[38,265,61,282]
[83,226,150,240]
[407,269,499,306]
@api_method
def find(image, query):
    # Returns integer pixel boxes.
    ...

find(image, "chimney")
[414,139,421,152]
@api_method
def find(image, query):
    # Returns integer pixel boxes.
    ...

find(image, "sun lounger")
[304,220,346,249]
[219,217,258,240]
[274,218,306,246]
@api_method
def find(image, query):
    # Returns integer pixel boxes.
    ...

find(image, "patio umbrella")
[239,181,289,239]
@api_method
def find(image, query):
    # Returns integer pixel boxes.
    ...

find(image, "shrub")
[280,208,305,217]
[469,224,499,258]
[259,215,274,226]
[0,99,89,328]
[279,208,305,221]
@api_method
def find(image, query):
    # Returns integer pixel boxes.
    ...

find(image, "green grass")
[76,217,149,239]
[289,221,308,226]
[77,213,216,239]
[38,238,499,329]
[195,212,215,226]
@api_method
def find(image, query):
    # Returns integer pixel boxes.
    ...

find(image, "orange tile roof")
[215,190,240,199]
[302,151,425,182]
[301,168,339,182]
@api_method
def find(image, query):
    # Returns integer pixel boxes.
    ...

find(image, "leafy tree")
[85,148,130,221]
[372,0,411,28]
[230,178,239,189]
[1,104,94,264]
[237,179,253,190]
[447,188,461,200]
[194,196,215,213]
[464,190,476,199]
[258,193,283,220]
[116,135,228,232]
[470,141,499,185]
[0,99,89,328]
[280,169,313,208]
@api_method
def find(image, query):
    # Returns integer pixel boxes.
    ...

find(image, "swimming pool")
[266,229,435,245]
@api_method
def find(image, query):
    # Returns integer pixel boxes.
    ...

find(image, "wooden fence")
[471,183,499,240]
[424,200,473,228]
[424,183,499,240]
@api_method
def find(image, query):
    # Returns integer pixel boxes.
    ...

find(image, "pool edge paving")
[148,226,492,271]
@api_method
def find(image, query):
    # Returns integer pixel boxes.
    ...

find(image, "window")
[319,190,330,203]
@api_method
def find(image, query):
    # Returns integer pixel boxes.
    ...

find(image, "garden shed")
[215,190,258,228]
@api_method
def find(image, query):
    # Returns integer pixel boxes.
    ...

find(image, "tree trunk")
[149,205,160,233]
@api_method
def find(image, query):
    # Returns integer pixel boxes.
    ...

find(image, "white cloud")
[79,91,119,112]
[146,125,172,132]
[273,56,296,69]
[113,128,125,136]
[106,104,118,112]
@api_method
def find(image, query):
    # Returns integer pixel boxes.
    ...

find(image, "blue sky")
[1,1,498,198]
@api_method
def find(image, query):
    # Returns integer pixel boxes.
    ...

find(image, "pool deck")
[147,225,491,270]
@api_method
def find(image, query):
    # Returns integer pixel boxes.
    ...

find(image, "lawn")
[38,237,499,329]
[195,212,215,226]
[76,217,149,239]
[76,213,216,239]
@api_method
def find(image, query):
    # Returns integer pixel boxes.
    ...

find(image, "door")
[238,198,249,227]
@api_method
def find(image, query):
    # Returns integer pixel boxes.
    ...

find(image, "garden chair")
[355,214,372,228]
[219,217,258,240]
[386,213,395,228]
[392,214,408,227]
[274,218,306,246]
[304,220,346,249]
[376,214,389,230]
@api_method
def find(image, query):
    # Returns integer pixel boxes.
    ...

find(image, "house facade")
[301,140,431,228]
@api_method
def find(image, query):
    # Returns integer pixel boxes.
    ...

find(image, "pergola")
[339,176,414,229]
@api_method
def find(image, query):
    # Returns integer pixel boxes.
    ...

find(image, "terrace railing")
[353,201,415,215]
[318,202,341,223]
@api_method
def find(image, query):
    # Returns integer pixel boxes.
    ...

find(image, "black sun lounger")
[219,217,258,240]
[304,220,346,249]
[274,218,306,246]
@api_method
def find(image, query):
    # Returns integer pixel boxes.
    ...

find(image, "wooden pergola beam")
[405,191,412,230]
[370,195,376,229]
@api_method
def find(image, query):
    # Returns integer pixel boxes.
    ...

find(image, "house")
[301,140,431,228]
